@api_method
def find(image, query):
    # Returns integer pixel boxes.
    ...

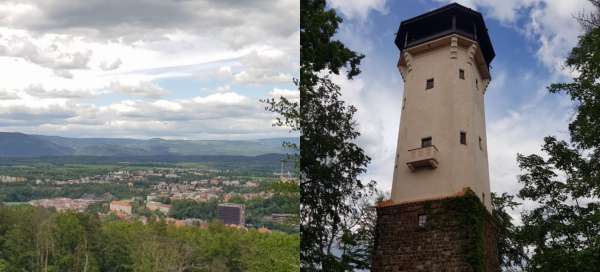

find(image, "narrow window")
[482,193,485,204]
[475,79,479,90]
[460,131,467,145]
[418,214,427,227]
[479,137,483,150]
[426,78,434,89]
[402,97,406,110]
[459,69,465,79]
[421,137,432,148]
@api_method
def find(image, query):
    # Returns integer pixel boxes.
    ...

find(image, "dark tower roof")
[395,3,495,67]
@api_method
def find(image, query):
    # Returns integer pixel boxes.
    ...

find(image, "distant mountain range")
[0,132,298,157]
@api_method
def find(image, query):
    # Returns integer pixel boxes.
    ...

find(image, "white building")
[109,200,132,215]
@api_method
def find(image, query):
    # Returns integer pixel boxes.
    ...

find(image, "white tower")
[390,4,495,210]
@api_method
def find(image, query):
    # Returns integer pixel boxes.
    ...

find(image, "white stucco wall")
[391,34,492,211]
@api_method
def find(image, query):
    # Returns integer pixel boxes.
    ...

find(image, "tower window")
[426,78,434,89]
[479,137,483,150]
[460,131,467,145]
[418,214,427,227]
[459,69,465,79]
[476,79,479,90]
[402,97,406,110]
[421,137,432,148]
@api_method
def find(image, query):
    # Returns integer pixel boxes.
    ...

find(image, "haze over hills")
[0,132,298,157]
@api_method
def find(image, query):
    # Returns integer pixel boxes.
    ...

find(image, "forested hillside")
[0,205,299,272]
[0,132,298,157]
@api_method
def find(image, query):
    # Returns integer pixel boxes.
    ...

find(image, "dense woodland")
[0,205,299,272]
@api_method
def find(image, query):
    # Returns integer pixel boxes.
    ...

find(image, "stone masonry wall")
[372,197,499,272]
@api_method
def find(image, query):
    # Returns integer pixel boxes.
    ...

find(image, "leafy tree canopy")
[0,205,299,272]
[265,0,375,270]
[498,3,600,270]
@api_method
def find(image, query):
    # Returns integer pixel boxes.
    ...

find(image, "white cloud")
[526,0,592,76]
[0,90,19,100]
[23,84,103,99]
[328,0,389,21]
[99,58,122,70]
[152,100,182,111]
[331,72,402,191]
[234,71,292,84]
[487,103,572,195]
[435,0,593,76]
[0,88,289,139]
[0,100,77,125]
[0,0,299,50]
[445,0,538,23]
[0,1,299,140]
[0,31,92,77]
[270,88,299,101]
[108,81,168,99]
[217,66,232,77]
[232,49,296,84]
[193,92,247,105]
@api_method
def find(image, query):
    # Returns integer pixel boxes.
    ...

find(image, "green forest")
[0,205,299,272]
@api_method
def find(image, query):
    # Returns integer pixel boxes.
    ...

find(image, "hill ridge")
[0,132,297,157]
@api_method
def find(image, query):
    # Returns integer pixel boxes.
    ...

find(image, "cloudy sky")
[0,0,299,140]
[327,0,593,201]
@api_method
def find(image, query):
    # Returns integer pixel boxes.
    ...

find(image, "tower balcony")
[406,145,439,171]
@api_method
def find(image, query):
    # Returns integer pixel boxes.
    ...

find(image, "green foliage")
[491,193,527,271]
[516,137,600,271]
[0,183,148,202]
[415,191,507,272]
[86,202,109,214]
[0,154,291,177]
[548,28,600,151]
[245,193,300,233]
[265,0,375,269]
[0,163,120,180]
[444,191,487,272]
[335,194,380,271]
[169,192,300,234]
[0,205,299,272]
[169,199,219,220]
[423,191,489,271]
[268,181,299,194]
[508,6,600,271]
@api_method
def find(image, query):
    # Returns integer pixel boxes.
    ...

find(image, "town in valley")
[0,158,299,234]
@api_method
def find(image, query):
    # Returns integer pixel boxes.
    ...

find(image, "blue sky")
[327,0,593,199]
[0,0,299,141]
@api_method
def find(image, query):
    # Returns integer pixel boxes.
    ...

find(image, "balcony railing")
[406,145,439,171]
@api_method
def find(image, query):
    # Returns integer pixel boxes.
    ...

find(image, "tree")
[577,0,600,31]
[0,205,300,272]
[264,0,374,269]
[491,193,528,271]
[337,192,383,271]
[512,2,600,270]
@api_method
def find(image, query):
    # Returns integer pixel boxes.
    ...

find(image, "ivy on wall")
[425,189,488,272]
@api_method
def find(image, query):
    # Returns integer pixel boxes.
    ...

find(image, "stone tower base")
[372,193,499,272]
